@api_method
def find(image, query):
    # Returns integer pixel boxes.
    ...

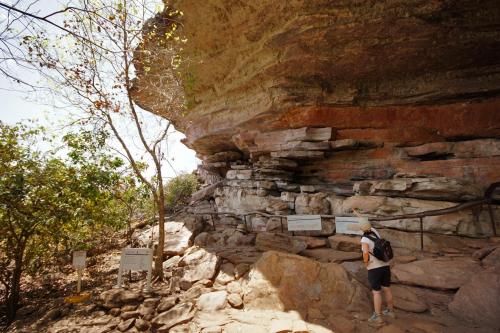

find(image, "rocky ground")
[3,209,499,333]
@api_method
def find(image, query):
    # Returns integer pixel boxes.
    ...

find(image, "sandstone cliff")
[133,1,500,243]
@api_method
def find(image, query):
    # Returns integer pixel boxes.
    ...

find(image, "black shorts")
[367,266,391,291]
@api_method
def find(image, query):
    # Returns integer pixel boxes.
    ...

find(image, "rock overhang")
[133,0,500,155]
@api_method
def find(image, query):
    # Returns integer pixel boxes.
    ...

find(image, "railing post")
[487,203,497,236]
[419,217,424,251]
[242,214,248,232]
[280,216,284,233]
[211,213,216,231]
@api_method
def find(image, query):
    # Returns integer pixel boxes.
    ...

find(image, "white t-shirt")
[360,228,390,270]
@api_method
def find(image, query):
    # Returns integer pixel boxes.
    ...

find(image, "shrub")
[164,174,199,210]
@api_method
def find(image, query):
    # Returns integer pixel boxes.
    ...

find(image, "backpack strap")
[362,232,379,258]
[363,231,379,242]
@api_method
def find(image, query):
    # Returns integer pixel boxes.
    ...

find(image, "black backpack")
[364,232,393,262]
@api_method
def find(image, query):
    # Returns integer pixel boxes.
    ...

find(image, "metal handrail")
[193,182,499,250]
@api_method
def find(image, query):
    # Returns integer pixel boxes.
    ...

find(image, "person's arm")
[362,242,370,267]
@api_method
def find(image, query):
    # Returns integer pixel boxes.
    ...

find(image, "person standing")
[355,215,396,326]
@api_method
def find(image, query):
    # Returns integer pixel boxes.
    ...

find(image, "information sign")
[335,216,363,235]
[116,248,153,291]
[72,251,86,269]
[287,215,322,231]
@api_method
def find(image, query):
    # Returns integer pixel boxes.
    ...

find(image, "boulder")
[255,232,307,254]
[227,294,243,309]
[340,261,368,288]
[179,247,220,283]
[157,296,179,313]
[135,318,150,331]
[393,255,417,264]
[190,182,222,203]
[120,310,140,320]
[215,262,235,285]
[266,217,287,233]
[163,255,181,271]
[391,285,428,313]
[243,251,370,316]
[197,291,228,312]
[117,318,135,332]
[294,236,327,249]
[98,289,144,309]
[449,268,500,328]
[226,281,243,294]
[472,245,498,261]
[482,247,500,268]
[270,319,293,333]
[234,263,250,279]
[328,234,361,252]
[392,258,482,289]
[295,193,330,215]
[136,220,202,256]
[151,303,194,329]
[301,249,361,263]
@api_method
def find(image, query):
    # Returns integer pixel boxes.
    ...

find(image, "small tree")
[22,0,187,280]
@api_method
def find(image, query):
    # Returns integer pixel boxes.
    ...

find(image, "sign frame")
[72,250,87,269]
[72,251,86,293]
[287,215,322,231]
[335,216,363,235]
[116,247,153,291]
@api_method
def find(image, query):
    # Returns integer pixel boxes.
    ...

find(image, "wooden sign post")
[72,251,87,293]
[116,248,153,292]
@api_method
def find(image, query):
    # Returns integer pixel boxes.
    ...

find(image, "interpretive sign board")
[335,216,363,235]
[287,215,322,231]
[116,248,153,291]
[72,251,87,269]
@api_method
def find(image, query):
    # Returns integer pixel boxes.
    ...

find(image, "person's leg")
[373,290,383,314]
[382,286,394,310]
[367,267,385,326]
[381,266,393,310]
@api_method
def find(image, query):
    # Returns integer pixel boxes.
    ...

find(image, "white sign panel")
[117,248,153,291]
[287,215,322,231]
[121,248,153,271]
[335,216,363,235]
[72,251,87,269]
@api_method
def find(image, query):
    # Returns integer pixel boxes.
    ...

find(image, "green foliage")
[0,122,136,321]
[164,174,199,210]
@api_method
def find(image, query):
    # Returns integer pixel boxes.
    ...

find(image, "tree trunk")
[154,193,166,281]
[6,243,25,324]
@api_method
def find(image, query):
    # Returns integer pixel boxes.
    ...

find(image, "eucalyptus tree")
[22,0,186,280]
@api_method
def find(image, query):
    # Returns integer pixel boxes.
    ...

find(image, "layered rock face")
[134,1,500,246]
